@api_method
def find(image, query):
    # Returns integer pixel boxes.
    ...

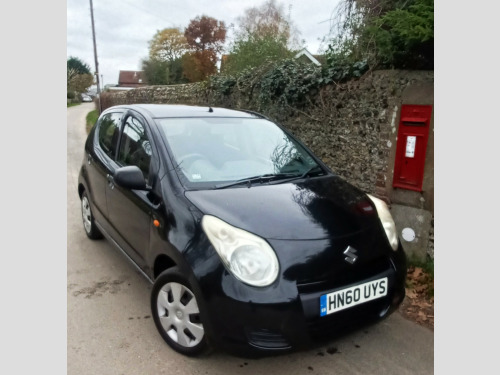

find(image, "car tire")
[151,267,209,356]
[81,190,103,240]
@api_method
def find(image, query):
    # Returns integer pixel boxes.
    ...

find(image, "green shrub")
[324,0,434,70]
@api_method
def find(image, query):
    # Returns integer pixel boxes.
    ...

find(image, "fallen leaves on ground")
[398,266,434,331]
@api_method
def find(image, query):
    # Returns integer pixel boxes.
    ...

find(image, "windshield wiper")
[214,166,324,189]
[214,173,297,189]
[266,165,324,185]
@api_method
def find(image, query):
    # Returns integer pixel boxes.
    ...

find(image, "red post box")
[392,105,433,192]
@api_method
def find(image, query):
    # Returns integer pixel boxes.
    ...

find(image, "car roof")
[105,104,263,119]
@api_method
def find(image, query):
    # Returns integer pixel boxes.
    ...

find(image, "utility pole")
[89,0,101,112]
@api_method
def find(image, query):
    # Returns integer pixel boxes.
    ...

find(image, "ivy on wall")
[208,59,326,120]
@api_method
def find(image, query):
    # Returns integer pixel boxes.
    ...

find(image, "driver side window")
[117,116,152,181]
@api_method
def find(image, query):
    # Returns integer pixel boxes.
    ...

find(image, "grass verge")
[86,110,99,134]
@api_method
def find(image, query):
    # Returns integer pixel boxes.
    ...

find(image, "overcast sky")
[67,0,341,88]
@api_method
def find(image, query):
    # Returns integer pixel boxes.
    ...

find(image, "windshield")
[156,117,322,186]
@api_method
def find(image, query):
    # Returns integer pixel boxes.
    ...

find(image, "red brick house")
[117,70,146,88]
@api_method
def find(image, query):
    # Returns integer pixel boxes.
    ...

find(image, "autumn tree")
[67,56,94,97]
[223,0,302,74]
[180,53,205,83]
[149,28,188,62]
[183,15,226,82]
[142,28,189,85]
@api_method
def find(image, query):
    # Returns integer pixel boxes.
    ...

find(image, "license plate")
[320,277,388,316]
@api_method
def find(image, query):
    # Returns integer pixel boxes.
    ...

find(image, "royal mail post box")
[393,105,432,192]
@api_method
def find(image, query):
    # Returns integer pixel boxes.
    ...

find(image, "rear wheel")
[151,267,208,356]
[81,191,103,239]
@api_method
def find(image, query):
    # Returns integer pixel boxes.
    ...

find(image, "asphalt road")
[67,103,434,375]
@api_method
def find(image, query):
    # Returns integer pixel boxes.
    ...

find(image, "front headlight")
[367,195,399,251]
[201,215,279,287]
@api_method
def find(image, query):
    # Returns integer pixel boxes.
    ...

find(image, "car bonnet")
[184,175,380,240]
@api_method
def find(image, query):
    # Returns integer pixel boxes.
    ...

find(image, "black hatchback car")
[78,104,406,357]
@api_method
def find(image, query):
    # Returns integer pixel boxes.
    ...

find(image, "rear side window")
[117,116,152,180]
[98,113,122,158]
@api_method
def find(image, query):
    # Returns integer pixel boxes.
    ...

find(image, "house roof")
[294,48,322,66]
[118,70,145,87]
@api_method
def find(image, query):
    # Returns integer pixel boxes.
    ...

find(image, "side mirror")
[113,166,149,190]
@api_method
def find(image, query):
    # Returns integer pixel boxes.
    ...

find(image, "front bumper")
[194,239,406,357]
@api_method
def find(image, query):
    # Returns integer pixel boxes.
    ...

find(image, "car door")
[106,112,158,268]
[85,111,123,226]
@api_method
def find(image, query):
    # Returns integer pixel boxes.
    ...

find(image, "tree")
[223,35,293,74]
[149,28,188,62]
[141,58,169,85]
[143,28,189,85]
[181,53,206,83]
[67,56,91,75]
[223,0,302,74]
[184,15,226,54]
[234,0,302,49]
[141,57,187,85]
[325,0,434,70]
[368,0,434,68]
[183,15,226,81]
[67,56,94,96]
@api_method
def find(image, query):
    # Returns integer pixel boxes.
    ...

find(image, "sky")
[67,0,341,88]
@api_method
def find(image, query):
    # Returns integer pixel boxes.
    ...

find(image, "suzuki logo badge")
[343,246,358,265]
